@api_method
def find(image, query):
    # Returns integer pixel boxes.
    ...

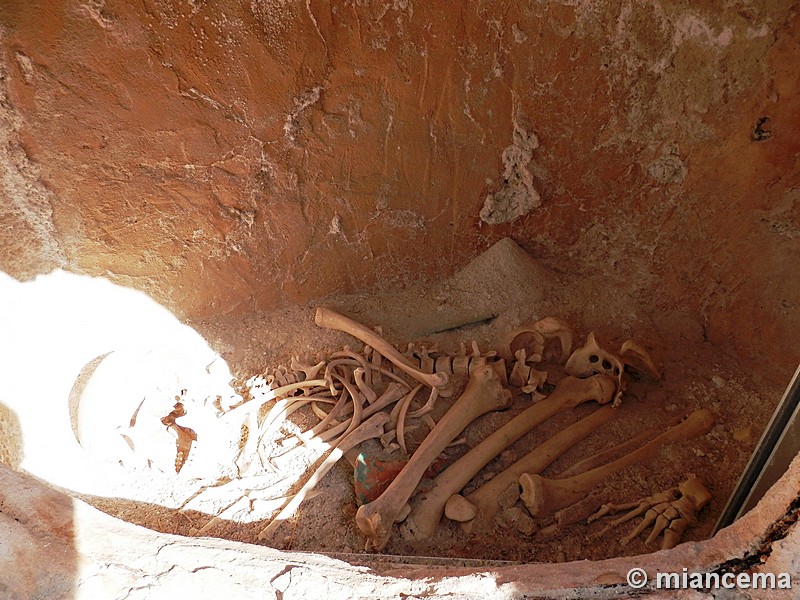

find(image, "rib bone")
[315,307,453,396]
[519,408,715,518]
[355,365,511,551]
[461,404,616,532]
[402,374,616,541]
[257,411,390,540]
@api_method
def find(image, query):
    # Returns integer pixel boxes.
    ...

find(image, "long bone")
[257,411,390,541]
[402,374,616,541]
[355,365,511,551]
[519,408,716,519]
[459,404,617,533]
[315,307,453,396]
[558,421,670,478]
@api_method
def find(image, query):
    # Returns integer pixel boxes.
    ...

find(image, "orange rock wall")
[1,1,798,378]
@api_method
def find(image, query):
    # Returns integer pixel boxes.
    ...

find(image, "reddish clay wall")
[1,1,798,380]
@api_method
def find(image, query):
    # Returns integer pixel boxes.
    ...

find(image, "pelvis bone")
[565,332,625,404]
[566,333,660,406]
[355,365,511,551]
[503,317,573,364]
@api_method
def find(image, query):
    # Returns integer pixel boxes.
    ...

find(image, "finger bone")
[519,409,715,519]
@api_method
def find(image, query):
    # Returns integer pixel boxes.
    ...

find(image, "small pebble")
[665,403,678,412]
[497,483,520,509]
[733,427,751,442]
[694,448,706,457]
[711,375,726,388]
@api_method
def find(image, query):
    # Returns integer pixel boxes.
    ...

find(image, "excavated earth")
[72,246,784,564]
[0,0,799,596]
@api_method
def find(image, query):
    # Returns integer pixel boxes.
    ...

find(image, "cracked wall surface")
[0,1,798,382]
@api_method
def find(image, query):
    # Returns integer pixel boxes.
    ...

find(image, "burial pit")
[1,1,799,598]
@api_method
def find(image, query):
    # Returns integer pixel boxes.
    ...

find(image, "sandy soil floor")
[71,249,784,565]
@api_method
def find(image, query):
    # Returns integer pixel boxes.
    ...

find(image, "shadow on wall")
[1,403,76,599]
[0,462,78,599]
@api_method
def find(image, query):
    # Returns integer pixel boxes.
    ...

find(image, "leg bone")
[461,404,616,533]
[403,374,616,541]
[520,409,715,519]
[355,365,511,551]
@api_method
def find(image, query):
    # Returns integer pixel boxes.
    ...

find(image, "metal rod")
[714,364,800,533]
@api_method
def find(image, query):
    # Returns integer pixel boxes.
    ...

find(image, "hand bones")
[588,474,712,549]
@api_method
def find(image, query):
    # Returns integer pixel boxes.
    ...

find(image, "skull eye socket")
[602,359,612,370]
[613,367,620,375]
[589,354,599,363]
